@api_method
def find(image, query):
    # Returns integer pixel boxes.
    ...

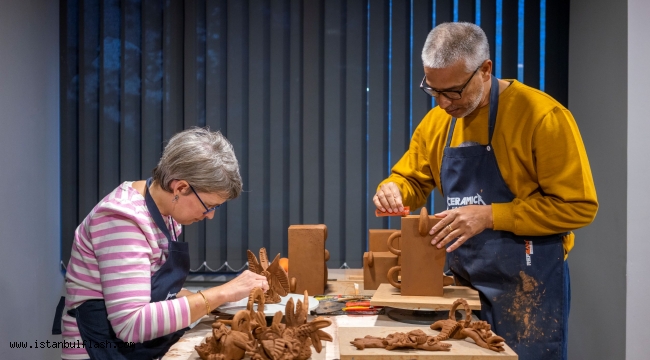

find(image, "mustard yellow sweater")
[379,80,598,255]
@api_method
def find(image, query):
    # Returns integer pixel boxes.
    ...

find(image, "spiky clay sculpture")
[247,248,290,304]
[196,288,332,360]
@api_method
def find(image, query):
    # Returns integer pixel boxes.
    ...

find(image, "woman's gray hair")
[153,127,242,199]
[421,22,490,71]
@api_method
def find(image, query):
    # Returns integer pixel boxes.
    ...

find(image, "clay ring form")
[387,265,401,289]
[387,231,402,256]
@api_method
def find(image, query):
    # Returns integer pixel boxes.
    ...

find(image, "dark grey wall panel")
[501,0,518,80]
[523,0,540,88]
[62,0,568,271]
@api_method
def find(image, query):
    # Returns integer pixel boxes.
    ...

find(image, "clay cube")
[399,210,445,296]
[368,229,399,252]
[363,251,399,290]
[288,224,328,295]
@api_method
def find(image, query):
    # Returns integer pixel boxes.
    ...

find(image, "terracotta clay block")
[368,229,399,252]
[388,208,446,296]
[288,224,328,295]
[363,251,399,290]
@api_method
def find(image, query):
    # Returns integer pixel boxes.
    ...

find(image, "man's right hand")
[373,182,404,213]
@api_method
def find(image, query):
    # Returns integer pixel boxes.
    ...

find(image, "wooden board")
[339,326,517,359]
[370,283,481,310]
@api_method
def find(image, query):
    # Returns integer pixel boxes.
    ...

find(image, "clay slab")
[339,326,517,359]
[370,283,481,311]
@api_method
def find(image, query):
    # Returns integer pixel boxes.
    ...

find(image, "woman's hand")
[217,270,269,303]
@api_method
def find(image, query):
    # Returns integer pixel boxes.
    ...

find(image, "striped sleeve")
[90,211,191,343]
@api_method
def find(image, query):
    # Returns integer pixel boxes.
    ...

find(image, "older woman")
[57,128,268,359]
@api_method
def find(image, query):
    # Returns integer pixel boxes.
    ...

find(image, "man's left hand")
[429,205,493,252]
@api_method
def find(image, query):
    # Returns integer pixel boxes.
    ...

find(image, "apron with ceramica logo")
[440,75,570,360]
[55,178,190,359]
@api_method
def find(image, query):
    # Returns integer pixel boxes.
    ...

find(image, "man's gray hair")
[421,22,490,71]
[153,127,242,199]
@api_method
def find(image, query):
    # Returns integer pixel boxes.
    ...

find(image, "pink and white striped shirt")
[61,182,190,359]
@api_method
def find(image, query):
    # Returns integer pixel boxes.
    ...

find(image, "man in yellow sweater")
[374,23,597,360]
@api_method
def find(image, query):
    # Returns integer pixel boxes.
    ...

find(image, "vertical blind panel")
[120,0,142,183]
[99,0,122,198]
[342,0,368,268]
[140,0,163,179]
[367,0,389,232]
[323,0,345,265]
[61,0,570,270]
[78,0,100,222]
[544,0,569,106]
[288,0,303,229]
[501,0,519,80]
[247,0,271,255]
[301,0,324,225]
[183,0,207,269]
[205,0,229,269]
[268,0,291,260]
[60,0,79,263]
[225,0,248,270]
[523,0,540,89]
[387,0,411,231]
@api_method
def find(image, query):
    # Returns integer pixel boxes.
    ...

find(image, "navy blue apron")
[442,76,569,360]
[54,178,190,359]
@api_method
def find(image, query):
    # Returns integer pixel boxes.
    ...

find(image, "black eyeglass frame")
[188,184,221,215]
[420,65,481,100]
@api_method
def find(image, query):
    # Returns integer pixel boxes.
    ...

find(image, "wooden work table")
[162,269,517,360]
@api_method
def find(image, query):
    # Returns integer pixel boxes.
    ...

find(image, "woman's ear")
[170,179,190,195]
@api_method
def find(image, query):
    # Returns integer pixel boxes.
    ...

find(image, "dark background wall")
[0,1,61,359]
[60,0,570,272]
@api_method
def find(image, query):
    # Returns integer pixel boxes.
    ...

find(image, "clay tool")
[375,206,410,217]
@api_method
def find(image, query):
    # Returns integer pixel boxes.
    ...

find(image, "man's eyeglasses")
[189,184,221,215]
[420,66,481,100]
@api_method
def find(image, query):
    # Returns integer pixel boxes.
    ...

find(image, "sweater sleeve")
[491,107,598,235]
[90,212,192,343]
[378,123,437,208]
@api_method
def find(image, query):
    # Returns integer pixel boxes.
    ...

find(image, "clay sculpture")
[195,287,333,360]
[385,207,447,296]
[247,248,290,304]
[350,329,451,352]
[363,229,401,290]
[430,298,506,352]
[287,225,329,295]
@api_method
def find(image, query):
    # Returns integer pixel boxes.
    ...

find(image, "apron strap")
[51,296,65,335]
[487,75,499,145]
[145,178,177,243]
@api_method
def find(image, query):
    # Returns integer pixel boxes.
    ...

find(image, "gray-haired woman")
[56,127,267,360]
